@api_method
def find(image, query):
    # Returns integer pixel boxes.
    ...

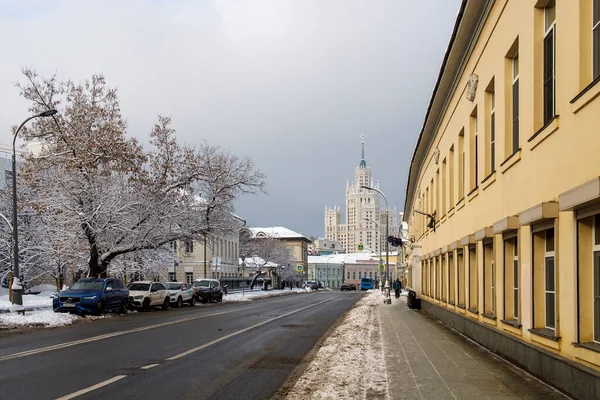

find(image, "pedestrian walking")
[393,279,400,299]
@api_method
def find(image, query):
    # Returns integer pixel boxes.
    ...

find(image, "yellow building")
[404,1,600,397]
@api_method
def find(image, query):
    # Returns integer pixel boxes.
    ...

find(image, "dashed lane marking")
[140,364,160,370]
[55,375,127,400]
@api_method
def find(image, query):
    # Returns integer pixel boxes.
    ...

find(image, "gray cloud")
[0,0,460,237]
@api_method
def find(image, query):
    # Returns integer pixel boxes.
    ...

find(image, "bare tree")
[15,68,266,278]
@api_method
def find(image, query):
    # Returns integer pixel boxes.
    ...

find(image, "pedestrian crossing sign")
[378,263,385,272]
[296,264,303,272]
[357,244,364,251]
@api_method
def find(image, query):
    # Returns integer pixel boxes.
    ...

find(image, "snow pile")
[0,293,53,312]
[283,291,389,400]
[0,310,80,328]
[224,288,308,302]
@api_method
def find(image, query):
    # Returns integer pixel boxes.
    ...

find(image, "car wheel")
[176,297,183,308]
[95,300,105,315]
[190,296,196,306]
[162,297,170,310]
[118,300,128,315]
[218,295,223,303]
[143,298,151,311]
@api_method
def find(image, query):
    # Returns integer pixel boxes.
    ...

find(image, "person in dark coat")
[392,279,401,299]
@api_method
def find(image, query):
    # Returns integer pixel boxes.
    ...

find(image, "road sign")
[296,264,303,272]
[378,263,385,273]
[357,244,364,251]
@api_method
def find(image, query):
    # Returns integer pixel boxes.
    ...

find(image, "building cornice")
[404,0,494,220]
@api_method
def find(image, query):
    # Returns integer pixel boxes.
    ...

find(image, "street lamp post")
[363,217,383,289]
[11,110,58,307]
[361,185,389,286]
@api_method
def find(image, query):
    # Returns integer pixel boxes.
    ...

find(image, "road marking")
[140,364,160,370]
[0,306,256,362]
[55,375,127,400]
[166,294,343,361]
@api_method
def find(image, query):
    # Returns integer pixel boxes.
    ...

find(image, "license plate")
[62,303,76,308]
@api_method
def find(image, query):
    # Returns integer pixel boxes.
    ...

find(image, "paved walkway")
[379,294,570,400]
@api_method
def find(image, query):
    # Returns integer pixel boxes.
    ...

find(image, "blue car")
[53,278,129,315]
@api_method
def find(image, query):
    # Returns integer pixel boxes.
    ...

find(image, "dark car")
[192,279,223,303]
[349,283,357,291]
[340,282,351,291]
[304,281,319,290]
[53,278,129,315]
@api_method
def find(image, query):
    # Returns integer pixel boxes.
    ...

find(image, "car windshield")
[69,281,103,291]
[164,283,181,290]
[127,283,150,291]
[193,280,210,287]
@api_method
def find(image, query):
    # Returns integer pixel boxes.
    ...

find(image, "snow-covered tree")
[15,68,266,278]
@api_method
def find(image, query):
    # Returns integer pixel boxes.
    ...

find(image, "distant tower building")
[325,136,397,253]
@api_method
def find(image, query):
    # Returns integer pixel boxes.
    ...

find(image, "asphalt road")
[0,290,363,400]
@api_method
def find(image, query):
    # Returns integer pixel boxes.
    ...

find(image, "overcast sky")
[0,0,460,238]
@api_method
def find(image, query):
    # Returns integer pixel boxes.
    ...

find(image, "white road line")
[140,364,160,370]
[55,375,127,400]
[0,306,256,362]
[166,295,343,361]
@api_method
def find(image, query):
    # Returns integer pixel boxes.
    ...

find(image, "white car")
[164,282,196,307]
[127,281,171,310]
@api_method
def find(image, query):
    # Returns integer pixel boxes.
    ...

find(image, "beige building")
[325,137,398,253]
[403,1,600,397]
[246,227,311,276]
[169,217,246,283]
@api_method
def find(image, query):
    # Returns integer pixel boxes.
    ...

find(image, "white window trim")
[513,53,520,83]
[513,236,519,320]
[593,215,600,343]
[490,90,496,173]
[593,0,600,77]
[545,230,556,330]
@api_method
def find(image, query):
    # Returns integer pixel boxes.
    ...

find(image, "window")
[442,159,447,216]
[545,228,556,329]
[490,90,496,173]
[441,255,446,301]
[544,1,556,124]
[595,0,600,79]
[449,252,455,304]
[436,169,440,218]
[168,272,176,282]
[470,109,479,190]
[185,240,194,253]
[503,235,519,321]
[449,146,455,207]
[347,271,350,279]
[458,249,465,306]
[436,256,441,300]
[185,272,193,284]
[512,54,520,153]
[458,130,465,200]
[594,214,600,341]
[483,240,495,315]
[468,245,478,311]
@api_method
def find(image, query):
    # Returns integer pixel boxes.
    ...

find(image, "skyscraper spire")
[359,134,366,169]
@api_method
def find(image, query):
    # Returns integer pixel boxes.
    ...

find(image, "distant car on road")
[349,283,357,291]
[304,281,319,290]
[53,278,128,315]
[164,282,196,307]
[127,281,171,311]
[340,282,351,291]
[192,279,223,303]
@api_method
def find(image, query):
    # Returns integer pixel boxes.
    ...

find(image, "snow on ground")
[0,309,80,329]
[0,287,312,330]
[0,293,53,312]
[283,290,389,400]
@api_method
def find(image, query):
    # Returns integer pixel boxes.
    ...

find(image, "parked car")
[349,283,357,291]
[192,279,223,303]
[304,281,319,290]
[340,282,351,291]
[127,281,170,310]
[53,278,128,315]
[164,282,196,307]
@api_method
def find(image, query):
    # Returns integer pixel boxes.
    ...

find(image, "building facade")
[311,238,345,255]
[325,137,398,254]
[246,227,311,277]
[307,255,344,288]
[404,1,600,397]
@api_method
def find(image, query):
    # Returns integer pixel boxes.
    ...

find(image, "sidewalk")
[380,295,569,400]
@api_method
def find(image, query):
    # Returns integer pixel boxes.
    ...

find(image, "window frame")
[512,53,520,154]
[545,228,556,330]
[593,0,600,79]
[513,236,519,320]
[594,215,600,342]
[543,1,556,125]
[490,90,496,173]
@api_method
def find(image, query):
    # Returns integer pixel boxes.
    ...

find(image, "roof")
[247,227,311,242]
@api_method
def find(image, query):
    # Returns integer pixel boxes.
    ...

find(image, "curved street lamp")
[11,109,58,307]
[361,185,390,285]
